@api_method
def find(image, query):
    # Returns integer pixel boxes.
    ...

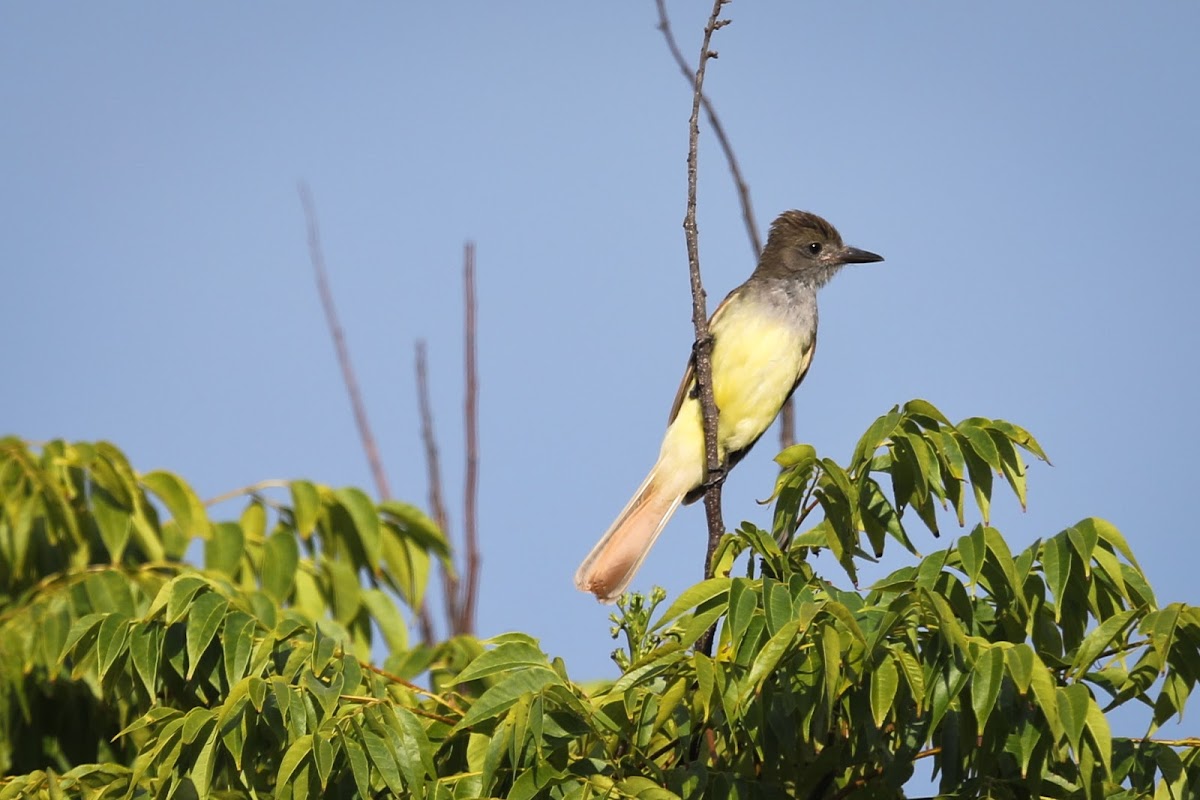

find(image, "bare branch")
[460,241,481,635]
[415,339,452,641]
[655,0,760,260]
[300,182,438,641]
[298,182,392,501]
[654,1,794,451]
[680,0,732,657]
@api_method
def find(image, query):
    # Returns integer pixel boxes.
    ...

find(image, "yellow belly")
[656,298,811,492]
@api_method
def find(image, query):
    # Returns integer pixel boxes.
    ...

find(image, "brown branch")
[460,241,481,636]
[653,0,794,452]
[299,182,392,501]
[680,0,731,657]
[415,340,450,642]
[359,661,466,716]
[299,182,438,641]
[778,397,796,450]
[654,0,760,260]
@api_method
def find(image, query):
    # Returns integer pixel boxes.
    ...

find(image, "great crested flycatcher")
[575,210,883,602]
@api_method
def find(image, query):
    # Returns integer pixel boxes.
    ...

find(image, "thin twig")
[360,661,466,715]
[299,182,439,640]
[680,0,732,657]
[298,182,392,501]
[654,0,760,261]
[460,241,481,636]
[654,0,794,450]
[204,479,291,507]
[415,340,450,642]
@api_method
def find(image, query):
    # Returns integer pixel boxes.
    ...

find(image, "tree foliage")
[2,401,1198,798]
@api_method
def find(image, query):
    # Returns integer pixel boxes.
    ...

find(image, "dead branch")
[460,242,481,635]
[300,181,436,641]
[416,339,456,636]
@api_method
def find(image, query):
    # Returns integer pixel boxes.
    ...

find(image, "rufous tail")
[574,466,684,603]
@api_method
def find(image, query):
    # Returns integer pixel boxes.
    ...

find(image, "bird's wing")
[666,288,741,426]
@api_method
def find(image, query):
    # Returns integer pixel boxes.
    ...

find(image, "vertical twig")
[654,0,760,261]
[681,0,731,657]
[299,182,393,501]
[301,181,437,641]
[654,0,794,450]
[460,242,481,635]
[416,340,456,637]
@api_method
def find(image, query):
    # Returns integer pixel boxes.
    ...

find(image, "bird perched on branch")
[575,210,883,602]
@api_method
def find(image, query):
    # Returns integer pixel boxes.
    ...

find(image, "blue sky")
[4,0,1199,767]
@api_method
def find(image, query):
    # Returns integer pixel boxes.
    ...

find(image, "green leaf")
[290,480,320,538]
[821,625,841,718]
[971,646,1005,733]
[775,443,817,468]
[651,578,731,632]
[958,420,1003,470]
[379,501,452,561]
[59,613,106,666]
[654,677,688,732]
[453,667,562,731]
[740,619,801,710]
[340,733,372,798]
[165,575,208,624]
[84,569,137,617]
[1028,652,1062,741]
[142,469,207,540]
[851,407,902,469]
[1081,517,1141,572]
[1057,683,1090,756]
[129,622,162,697]
[334,487,382,570]
[263,530,299,603]
[323,556,363,625]
[313,729,334,788]
[1005,644,1035,696]
[186,591,227,678]
[870,653,899,729]
[987,429,1028,510]
[988,418,1051,463]
[1084,695,1113,774]
[903,398,953,428]
[1070,608,1138,679]
[359,588,408,653]
[205,521,244,577]
[222,611,256,685]
[90,486,132,562]
[727,578,758,648]
[1043,534,1073,620]
[456,641,550,683]
[388,706,436,784]
[96,612,131,681]
[240,499,267,542]
[277,734,314,789]
[982,527,1023,608]
[764,578,793,636]
[894,649,925,711]
[957,526,986,588]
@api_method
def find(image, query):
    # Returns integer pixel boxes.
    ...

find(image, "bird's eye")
[807,242,823,255]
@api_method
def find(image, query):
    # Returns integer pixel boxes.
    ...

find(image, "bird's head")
[759,210,883,286]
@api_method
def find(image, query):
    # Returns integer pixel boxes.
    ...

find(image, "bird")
[574,210,883,602]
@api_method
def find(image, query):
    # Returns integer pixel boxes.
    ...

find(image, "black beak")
[841,245,884,264]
